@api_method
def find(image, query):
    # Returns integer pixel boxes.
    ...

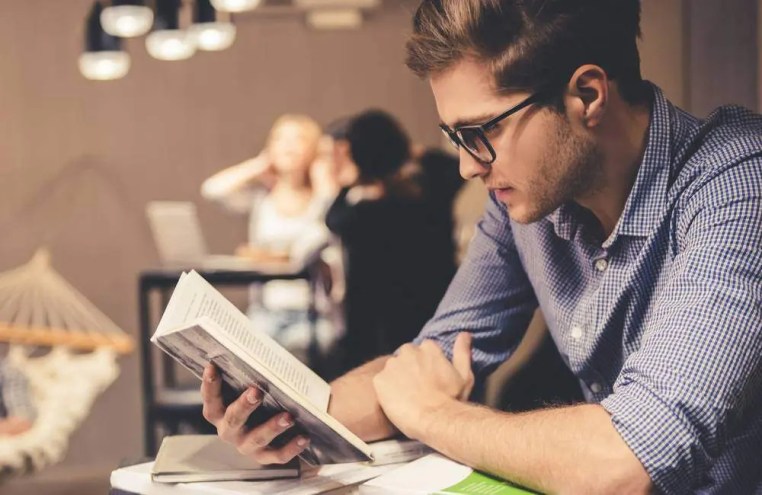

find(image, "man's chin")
[504,202,551,225]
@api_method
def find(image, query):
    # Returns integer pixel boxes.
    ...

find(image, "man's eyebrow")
[442,112,499,129]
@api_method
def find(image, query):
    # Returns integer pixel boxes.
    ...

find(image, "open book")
[150,270,373,465]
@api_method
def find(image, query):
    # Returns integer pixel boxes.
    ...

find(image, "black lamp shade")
[195,0,217,23]
[153,0,182,30]
[85,2,122,52]
[110,0,147,6]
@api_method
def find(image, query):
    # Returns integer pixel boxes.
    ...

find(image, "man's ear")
[565,64,609,128]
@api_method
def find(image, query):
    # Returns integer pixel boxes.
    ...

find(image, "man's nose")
[459,148,490,181]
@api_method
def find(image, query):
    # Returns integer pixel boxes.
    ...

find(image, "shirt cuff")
[600,378,711,494]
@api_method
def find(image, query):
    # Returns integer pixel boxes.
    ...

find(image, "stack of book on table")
[110,436,431,495]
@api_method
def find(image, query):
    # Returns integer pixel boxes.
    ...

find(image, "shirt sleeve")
[600,161,762,493]
[413,192,538,381]
[325,187,356,239]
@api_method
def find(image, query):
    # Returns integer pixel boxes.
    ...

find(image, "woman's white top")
[249,191,331,311]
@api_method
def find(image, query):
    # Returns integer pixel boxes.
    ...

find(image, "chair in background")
[0,249,133,478]
[484,310,584,412]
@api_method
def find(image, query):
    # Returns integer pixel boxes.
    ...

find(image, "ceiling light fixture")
[210,0,262,14]
[79,2,131,81]
[294,0,379,8]
[145,0,196,61]
[190,0,236,51]
[100,0,154,38]
[306,8,363,30]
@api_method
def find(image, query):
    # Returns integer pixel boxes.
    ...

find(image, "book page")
[111,461,399,495]
[368,439,432,466]
[153,271,189,336]
[361,454,538,494]
[190,463,401,495]
[152,270,330,412]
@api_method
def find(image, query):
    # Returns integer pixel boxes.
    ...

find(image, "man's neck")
[576,97,652,239]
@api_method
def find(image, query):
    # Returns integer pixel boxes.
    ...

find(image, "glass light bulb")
[210,0,262,13]
[189,22,236,51]
[306,9,363,30]
[100,5,154,38]
[78,51,131,81]
[145,30,196,61]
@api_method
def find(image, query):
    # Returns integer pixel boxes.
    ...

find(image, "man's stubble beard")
[515,113,604,224]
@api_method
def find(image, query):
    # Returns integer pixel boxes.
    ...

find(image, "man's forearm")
[328,356,397,441]
[417,400,651,494]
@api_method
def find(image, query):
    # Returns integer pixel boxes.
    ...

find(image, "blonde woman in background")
[202,114,340,364]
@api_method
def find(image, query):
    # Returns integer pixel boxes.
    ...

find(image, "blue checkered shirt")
[415,85,762,493]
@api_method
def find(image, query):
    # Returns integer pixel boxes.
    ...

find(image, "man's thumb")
[452,332,473,381]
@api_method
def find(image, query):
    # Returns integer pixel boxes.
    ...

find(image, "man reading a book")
[200,0,762,492]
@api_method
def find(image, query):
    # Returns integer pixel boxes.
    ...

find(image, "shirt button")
[570,326,583,340]
[595,258,609,272]
[590,382,602,393]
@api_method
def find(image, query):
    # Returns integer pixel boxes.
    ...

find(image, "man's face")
[430,58,602,224]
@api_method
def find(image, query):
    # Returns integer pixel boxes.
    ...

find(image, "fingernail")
[278,414,293,428]
[296,436,309,447]
[247,389,260,405]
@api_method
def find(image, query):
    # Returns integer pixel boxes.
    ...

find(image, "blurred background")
[0,0,758,492]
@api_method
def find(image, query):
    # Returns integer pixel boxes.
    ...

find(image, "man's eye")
[484,123,502,136]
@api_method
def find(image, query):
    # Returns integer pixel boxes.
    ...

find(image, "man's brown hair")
[406,0,649,106]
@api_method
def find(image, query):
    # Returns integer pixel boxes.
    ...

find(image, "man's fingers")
[397,343,418,357]
[237,412,296,455]
[420,339,444,357]
[217,387,262,442]
[251,436,310,465]
[201,364,225,424]
[452,332,474,395]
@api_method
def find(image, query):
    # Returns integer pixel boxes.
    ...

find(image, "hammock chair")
[0,249,133,477]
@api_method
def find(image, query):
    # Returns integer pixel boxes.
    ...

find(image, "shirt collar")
[604,83,672,245]
[547,203,577,242]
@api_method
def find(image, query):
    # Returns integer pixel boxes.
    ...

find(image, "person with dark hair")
[316,117,359,191]
[344,110,412,180]
[200,1,762,492]
[324,110,457,373]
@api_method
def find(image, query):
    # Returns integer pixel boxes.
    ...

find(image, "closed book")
[151,435,299,483]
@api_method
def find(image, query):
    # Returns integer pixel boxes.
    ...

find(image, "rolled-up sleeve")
[413,193,538,381]
[601,163,762,493]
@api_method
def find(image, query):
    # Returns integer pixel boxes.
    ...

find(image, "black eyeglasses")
[439,92,544,165]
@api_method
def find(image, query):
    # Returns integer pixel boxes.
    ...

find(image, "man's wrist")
[411,394,463,442]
